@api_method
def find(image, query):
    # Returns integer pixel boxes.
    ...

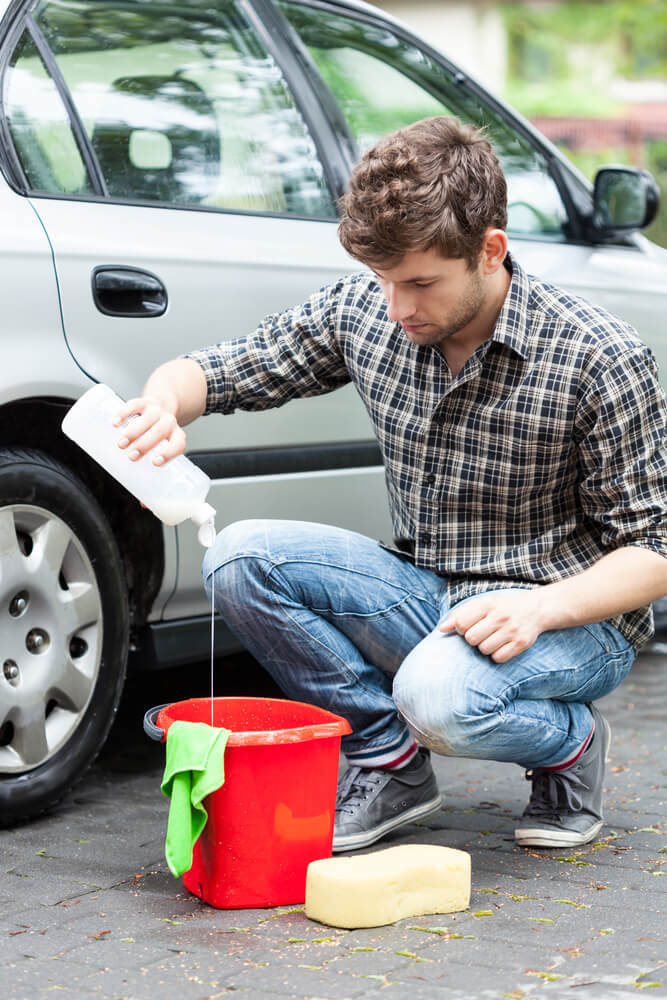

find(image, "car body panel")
[510,235,667,379]
[0,0,665,630]
[0,180,83,403]
[28,195,395,624]
[27,198,366,444]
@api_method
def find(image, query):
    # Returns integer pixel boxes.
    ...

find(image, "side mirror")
[588,166,659,241]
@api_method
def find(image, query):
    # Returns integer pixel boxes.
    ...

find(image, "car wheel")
[0,448,128,825]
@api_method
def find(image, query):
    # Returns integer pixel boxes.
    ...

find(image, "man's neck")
[439,265,511,377]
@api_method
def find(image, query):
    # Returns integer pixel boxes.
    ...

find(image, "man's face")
[372,246,487,348]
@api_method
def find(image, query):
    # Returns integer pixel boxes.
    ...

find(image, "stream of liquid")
[210,570,215,727]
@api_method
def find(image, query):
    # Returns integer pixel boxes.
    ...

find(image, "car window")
[279,2,568,239]
[24,0,336,218]
[4,29,93,195]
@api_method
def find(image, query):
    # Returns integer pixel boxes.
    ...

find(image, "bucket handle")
[143,703,171,742]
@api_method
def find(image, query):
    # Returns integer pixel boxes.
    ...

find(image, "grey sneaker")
[515,706,611,849]
[332,749,442,853]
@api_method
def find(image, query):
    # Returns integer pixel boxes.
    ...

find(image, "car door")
[276,0,667,381]
[5,0,393,621]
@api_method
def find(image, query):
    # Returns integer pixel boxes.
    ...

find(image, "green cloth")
[160,720,231,878]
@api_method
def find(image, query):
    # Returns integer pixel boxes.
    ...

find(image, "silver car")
[1,0,665,824]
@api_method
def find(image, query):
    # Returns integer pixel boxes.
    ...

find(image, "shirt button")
[424,473,436,487]
[420,531,432,546]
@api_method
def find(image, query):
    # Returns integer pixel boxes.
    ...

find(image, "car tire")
[0,447,128,826]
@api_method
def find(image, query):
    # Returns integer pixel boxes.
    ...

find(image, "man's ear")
[480,228,508,274]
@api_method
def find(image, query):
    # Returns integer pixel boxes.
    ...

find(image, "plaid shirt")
[187,255,667,649]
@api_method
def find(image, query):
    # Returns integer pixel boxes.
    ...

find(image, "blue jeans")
[203,520,635,769]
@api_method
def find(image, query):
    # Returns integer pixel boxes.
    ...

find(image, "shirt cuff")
[182,348,237,416]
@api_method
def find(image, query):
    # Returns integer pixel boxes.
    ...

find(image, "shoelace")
[335,766,384,815]
[523,766,588,819]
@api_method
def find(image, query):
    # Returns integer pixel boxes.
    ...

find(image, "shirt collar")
[490,253,531,361]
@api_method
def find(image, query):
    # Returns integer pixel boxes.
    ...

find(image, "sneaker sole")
[514,819,603,849]
[332,793,442,853]
[515,706,612,849]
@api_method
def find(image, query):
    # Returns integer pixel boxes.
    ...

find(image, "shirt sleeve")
[182,279,351,415]
[575,342,667,559]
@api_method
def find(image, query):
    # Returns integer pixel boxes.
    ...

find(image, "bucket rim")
[154,696,351,745]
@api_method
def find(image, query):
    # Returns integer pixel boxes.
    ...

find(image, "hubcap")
[0,505,103,774]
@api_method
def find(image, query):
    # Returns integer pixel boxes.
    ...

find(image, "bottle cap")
[190,501,217,548]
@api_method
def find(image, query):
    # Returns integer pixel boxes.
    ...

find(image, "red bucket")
[146,696,351,909]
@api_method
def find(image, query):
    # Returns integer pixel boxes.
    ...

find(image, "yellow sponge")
[305,844,471,928]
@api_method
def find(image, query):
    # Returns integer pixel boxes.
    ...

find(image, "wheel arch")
[0,396,165,630]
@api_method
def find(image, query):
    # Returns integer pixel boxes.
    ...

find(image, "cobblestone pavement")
[2,646,666,1000]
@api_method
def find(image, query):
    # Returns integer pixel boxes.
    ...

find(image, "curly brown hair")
[338,117,507,270]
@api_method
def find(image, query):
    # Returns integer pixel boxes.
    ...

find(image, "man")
[115,118,667,853]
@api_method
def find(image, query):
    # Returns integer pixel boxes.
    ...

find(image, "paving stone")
[2,956,118,998]
[1,649,665,999]
[216,958,371,996]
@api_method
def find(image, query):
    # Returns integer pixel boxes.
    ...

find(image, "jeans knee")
[202,519,272,605]
[395,688,495,757]
[394,649,502,758]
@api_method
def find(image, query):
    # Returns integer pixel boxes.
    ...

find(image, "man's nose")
[385,285,415,323]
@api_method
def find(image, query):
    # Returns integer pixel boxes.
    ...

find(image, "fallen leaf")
[409,925,449,936]
[560,946,584,958]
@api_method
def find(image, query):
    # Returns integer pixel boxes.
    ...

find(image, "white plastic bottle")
[62,383,217,547]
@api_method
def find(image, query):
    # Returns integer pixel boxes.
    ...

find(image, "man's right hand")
[111,357,208,465]
[112,395,187,465]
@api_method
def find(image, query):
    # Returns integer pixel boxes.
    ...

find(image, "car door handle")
[92,266,168,317]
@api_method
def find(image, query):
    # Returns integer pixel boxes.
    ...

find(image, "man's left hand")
[439,590,545,663]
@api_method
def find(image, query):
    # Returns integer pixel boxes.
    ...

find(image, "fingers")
[440,598,491,638]
[488,641,523,664]
[439,595,539,663]
[112,397,187,464]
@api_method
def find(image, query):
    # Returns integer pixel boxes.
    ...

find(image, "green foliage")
[644,141,667,249]
[502,1,667,248]
[501,0,665,115]
[503,1,666,82]
[504,80,619,119]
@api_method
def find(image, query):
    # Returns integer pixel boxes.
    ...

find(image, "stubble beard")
[404,269,487,348]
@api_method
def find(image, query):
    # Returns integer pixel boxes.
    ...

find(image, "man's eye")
[414,282,434,288]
